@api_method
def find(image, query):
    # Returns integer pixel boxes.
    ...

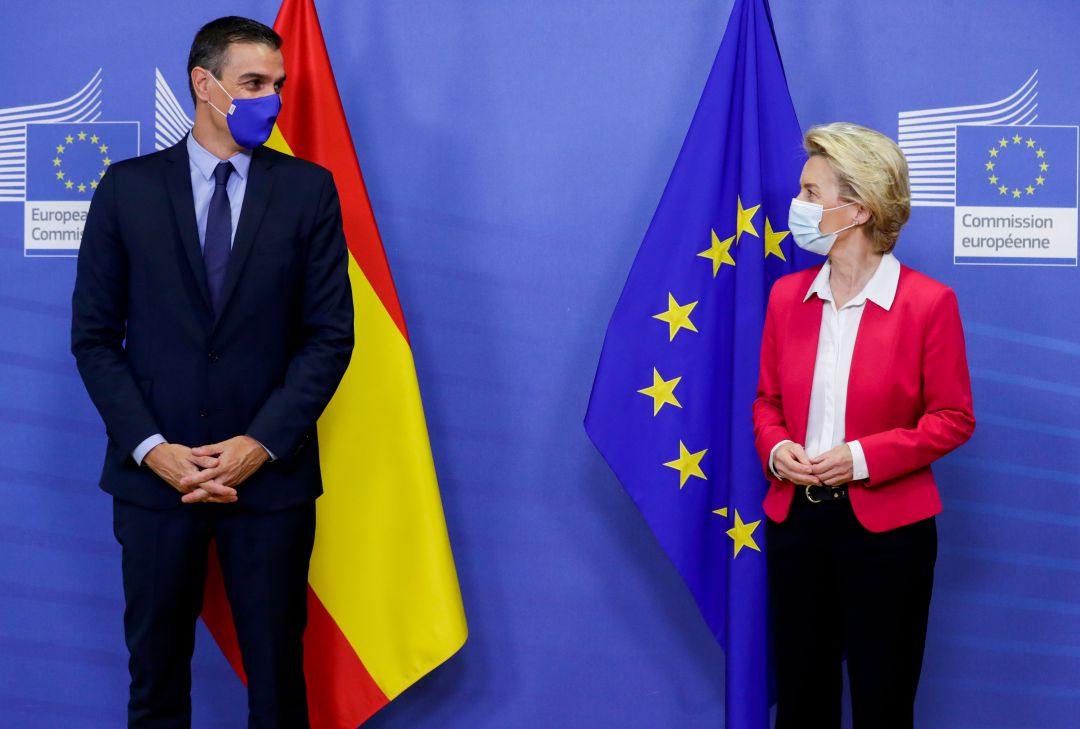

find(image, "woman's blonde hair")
[804,122,911,253]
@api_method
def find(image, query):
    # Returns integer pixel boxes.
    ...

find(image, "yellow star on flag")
[90,134,99,144]
[52,157,61,167]
[1026,138,1036,148]
[78,131,87,141]
[90,180,98,190]
[989,148,998,157]
[988,175,998,185]
[1026,185,1035,195]
[637,368,682,415]
[77,183,86,193]
[763,217,789,261]
[698,229,736,276]
[663,441,707,488]
[736,196,760,243]
[99,144,108,153]
[713,507,728,517]
[1012,188,1021,198]
[726,509,762,558]
[1036,176,1045,185]
[56,144,65,154]
[55,170,64,180]
[1012,133,1022,144]
[65,134,74,144]
[1036,148,1046,158]
[653,293,699,341]
[1040,162,1049,172]
[64,180,73,189]
[998,138,1009,148]
[103,157,112,166]
[985,161,995,171]
[998,184,1008,195]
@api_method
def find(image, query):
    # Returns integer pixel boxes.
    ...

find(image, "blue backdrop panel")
[0,2,1076,728]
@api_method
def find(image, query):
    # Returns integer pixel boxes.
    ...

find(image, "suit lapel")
[787,290,824,445]
[165,139,214,317]
[213,145,276,329]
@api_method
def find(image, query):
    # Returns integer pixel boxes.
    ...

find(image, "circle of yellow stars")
[635,194,783,559]
[53,129,111,195]
[985,132,1049,200]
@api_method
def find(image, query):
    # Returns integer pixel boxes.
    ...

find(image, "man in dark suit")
[71,16,353,729]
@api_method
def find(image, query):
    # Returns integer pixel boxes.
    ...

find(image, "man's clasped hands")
[144,436,269,504]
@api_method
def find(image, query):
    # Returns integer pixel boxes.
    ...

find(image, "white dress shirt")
[768,253,901,482]
[131,133,256,466]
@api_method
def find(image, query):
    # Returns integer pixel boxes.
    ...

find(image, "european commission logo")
[954,125,1078,265]
[24,122,138,256]
[1,68,193,258]
[898,70,1079,266]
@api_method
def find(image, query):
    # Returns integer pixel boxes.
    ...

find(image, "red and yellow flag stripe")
[201,1,468,726]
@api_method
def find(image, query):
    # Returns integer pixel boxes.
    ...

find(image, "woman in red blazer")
[753,123,975,729]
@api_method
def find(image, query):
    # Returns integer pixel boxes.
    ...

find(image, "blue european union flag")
[955,124,1078,208]
[25,122,139,201]
[584,0,806,725]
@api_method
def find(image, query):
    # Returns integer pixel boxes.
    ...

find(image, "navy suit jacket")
[72,137,354,511]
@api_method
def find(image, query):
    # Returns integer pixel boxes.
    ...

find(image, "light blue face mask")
[207,74,282,150]
[788,198,858,255]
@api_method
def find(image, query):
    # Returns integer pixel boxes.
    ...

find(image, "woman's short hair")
[804,122,911,253]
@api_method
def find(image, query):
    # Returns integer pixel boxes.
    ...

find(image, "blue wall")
[0,1,1077,727]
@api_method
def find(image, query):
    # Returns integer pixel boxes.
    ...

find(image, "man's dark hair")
[187,16,282,104]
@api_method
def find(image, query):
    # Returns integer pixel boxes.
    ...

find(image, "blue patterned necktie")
[204,160,234,314]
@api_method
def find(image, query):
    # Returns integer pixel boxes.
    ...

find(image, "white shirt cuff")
[768,440,794,481]
[250,437,276,462]
[848,439,869,481]
[132,434,167,466]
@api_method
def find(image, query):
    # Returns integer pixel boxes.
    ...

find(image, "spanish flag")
[199,1,468,726]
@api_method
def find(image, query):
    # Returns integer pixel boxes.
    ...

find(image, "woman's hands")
[810,444,854,486]
[774,442,854,486]
[773,442,820,485]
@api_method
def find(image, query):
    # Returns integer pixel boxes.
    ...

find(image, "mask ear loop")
[850,204,873,230]
[825,201,864,236]
[823,201,857,213]
[202,70,236,118]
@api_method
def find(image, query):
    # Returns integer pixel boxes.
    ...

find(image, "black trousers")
[112,498,316,729]
[766,490,937,729]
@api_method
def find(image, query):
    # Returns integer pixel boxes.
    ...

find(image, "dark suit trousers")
[766,491,937,729]
[113,498,316,729]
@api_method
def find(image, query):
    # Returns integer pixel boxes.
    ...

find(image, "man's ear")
[190,67,211,104]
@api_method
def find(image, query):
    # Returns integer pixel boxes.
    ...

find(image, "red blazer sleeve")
[859,287,976,485]
[753,284,794,480]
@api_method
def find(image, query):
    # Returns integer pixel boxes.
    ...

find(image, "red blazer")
[752,263,975,533]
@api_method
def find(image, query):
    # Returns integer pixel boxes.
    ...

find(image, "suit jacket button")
[199,409,209,418]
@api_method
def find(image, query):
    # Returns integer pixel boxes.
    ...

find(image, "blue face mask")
[788,198,858,256]
[208,74,282,149]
